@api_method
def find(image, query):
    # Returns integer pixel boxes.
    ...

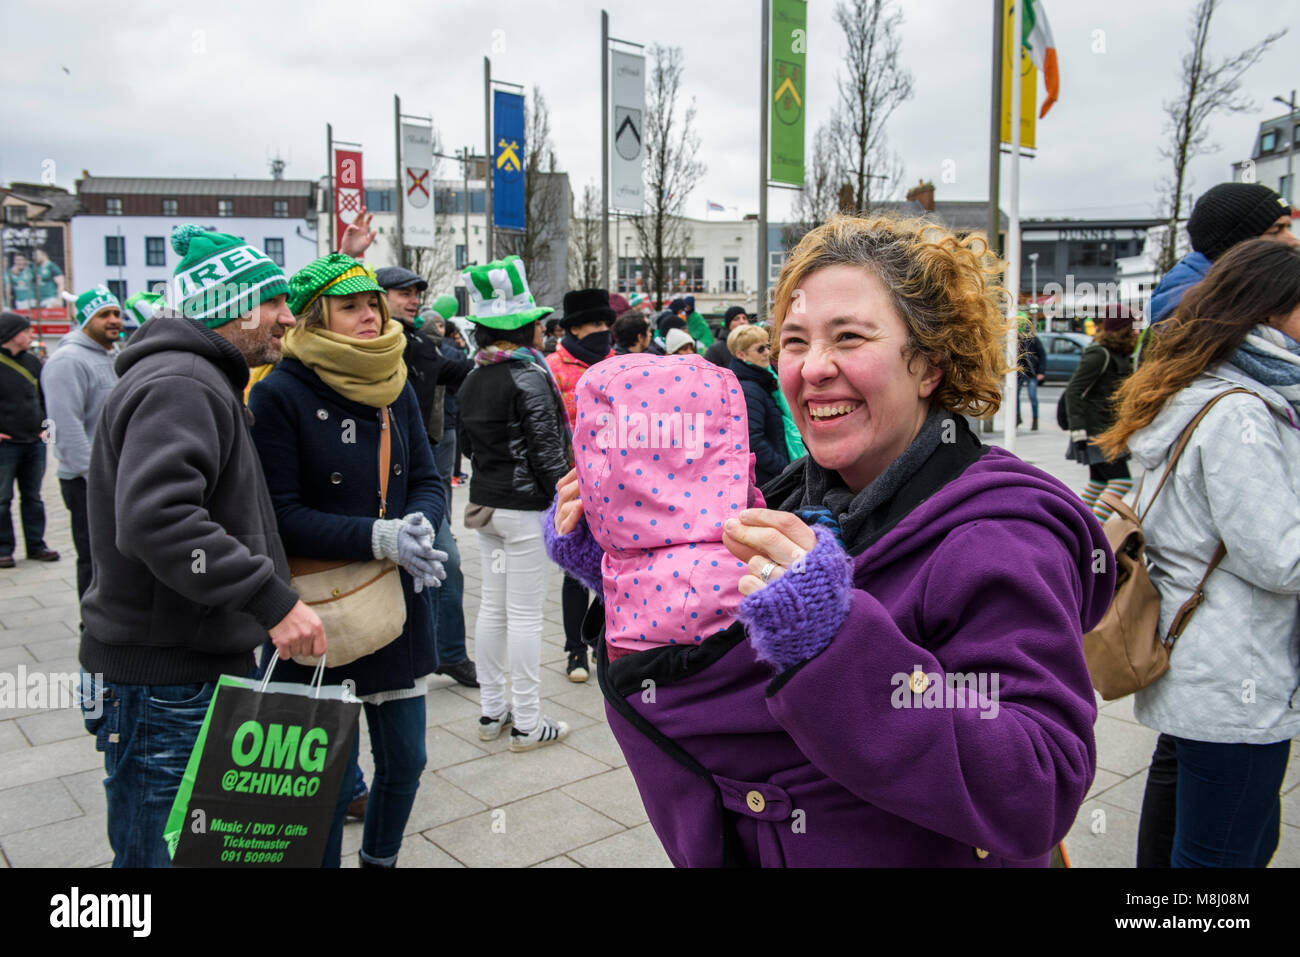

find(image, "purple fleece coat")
[574,448,1112,867]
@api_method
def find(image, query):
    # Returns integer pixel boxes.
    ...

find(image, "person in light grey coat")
[41,298,123,598]
[1099,238,1300,868]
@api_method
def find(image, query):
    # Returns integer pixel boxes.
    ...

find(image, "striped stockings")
[1086,479,1132,522]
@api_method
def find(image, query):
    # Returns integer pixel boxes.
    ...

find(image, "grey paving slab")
[0,720,28,754]
[0,622,75,649]
[402,772,488,834]
[423,725,488,770]
[437,743,610,807]
[1272,825,1300,868]
[1099,694,1140,726]
[61,768,105,816]
[16,707,85,746]
[0,648,37,672]
[396,834,465,868]
[1094,770,1149,815]
[0,607,81,630]
[422,686,483,727]
[1063,799,1141,869]
[1084,768,1125,802]
[1093,715,1161,778]
[549,687,610,722]
[441,714,517,755]
[0,735,101,790]
[561,722,628,769]
[1283,742,1300,794]
[0,779,82,836]
[27,637,79,662]
[561,767,649,828]
[531,855,582,867]
[0,596,41,615]
[568,822,673,868]
[0,811,112,868]
[1282,783,1299,830]
[425,789,622,868]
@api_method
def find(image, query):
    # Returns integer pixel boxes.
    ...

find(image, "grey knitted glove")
[371,518,406,562]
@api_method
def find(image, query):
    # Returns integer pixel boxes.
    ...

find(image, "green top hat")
[462,255,552,330]
[288,253,385,316]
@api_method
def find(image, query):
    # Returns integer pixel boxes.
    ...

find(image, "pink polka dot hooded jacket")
[571,354,756,655]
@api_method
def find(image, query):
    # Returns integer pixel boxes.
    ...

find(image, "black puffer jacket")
[458,357,571,511]
[730,356,790,487]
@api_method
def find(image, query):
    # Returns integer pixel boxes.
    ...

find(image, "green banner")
[769,0,807,187]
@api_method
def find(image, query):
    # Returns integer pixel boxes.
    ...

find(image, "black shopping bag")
[164,659,360,867]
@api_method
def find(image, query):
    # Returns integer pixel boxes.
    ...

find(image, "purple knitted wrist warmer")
[737,525,853,672]
[542,499,604,593]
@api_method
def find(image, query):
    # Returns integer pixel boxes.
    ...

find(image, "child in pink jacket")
[547,354,759,658]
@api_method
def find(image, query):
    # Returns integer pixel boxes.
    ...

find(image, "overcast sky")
[3,0,1298,222]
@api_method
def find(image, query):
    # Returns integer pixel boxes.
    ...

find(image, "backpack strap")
[1165,542,1227,648]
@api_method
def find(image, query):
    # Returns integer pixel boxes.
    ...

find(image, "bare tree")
[568,181,602,289]
[497,86,569,305]
[1156,0,1286,273]
[784,123,845,247]
[630,44,706,306]
[833,0,913,214]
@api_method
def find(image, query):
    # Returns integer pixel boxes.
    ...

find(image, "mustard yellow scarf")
[282,318,408,407]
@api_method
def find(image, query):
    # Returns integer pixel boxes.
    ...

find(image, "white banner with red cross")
[333,148,364,247]
[401,121,435,249]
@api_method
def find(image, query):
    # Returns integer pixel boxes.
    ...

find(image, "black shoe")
[28,548,59,562]
[0,556,13,569]
[436,658,479,688]
[567,649,589,683]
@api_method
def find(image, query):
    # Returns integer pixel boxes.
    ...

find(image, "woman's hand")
[723,509,818,596]
[553,468,583,535]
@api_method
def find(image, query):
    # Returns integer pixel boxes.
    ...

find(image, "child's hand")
[553,468,584,536]
[724,509,817,596]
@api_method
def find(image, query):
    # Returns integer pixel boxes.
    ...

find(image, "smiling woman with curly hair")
[547,214,1115,866]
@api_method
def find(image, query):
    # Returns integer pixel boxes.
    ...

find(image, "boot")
[1031,418,1038,431]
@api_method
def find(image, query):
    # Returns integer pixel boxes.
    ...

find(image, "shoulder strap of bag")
[0,352,38,389]
[1080,348,1111,400]
[1166,542,1227,648]
[1138,387,1254,523]
[378,407,392,519]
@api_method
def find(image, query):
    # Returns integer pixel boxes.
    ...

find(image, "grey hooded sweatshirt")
[40,327,118,479]
[79,314,299,686]
[1128,361,1300,744]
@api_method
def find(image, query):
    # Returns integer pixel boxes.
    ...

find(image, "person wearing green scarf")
[247,253,448,868]
[728,323,805,485]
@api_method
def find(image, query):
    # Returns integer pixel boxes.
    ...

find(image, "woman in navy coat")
[249,255,445,868]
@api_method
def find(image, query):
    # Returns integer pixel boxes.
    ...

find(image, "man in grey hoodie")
[79,225,326,867]
[41,289,123,599]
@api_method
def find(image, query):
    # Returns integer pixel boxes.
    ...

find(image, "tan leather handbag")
[1084,388,1256,700]
[291,407,407,667]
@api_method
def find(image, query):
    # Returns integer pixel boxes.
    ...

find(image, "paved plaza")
[0,384,1295,867]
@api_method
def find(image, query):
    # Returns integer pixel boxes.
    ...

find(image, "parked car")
[1038,332,1093,382]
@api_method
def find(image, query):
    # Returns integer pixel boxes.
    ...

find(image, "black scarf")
[769,408,988,555]
[562,331,610,367]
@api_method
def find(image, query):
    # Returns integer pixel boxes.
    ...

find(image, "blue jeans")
[0,439,48,557]
[1171,735,1291,867]
[1017,374,1039,423]
[81,672,215,868]
[322,694,427,867]
[433,516,468,665]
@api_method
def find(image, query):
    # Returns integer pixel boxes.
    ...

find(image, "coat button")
[316,409,329,420]
[974,847,989,860]
[330,472,342,484]
[909,670,929,694]
[393,464,403,475]
[745,790,766,813]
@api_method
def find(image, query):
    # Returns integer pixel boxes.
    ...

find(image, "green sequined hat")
[169,225,289,328]
[288,253,385,316]
[462,255,552,330]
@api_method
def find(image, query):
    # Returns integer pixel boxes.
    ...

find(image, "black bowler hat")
[560,288,616,330]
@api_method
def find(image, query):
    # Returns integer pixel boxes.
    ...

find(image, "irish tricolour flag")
[1022,0,1059,118]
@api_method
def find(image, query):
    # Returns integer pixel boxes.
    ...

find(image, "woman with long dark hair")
[1098,239,1300,868]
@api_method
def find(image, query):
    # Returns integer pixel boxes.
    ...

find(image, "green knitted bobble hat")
[73,286,120,326]
[170,224,290,328]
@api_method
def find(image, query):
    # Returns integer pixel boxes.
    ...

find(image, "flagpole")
[485,57,494,262]
[326,123,335,252]
[758,0,770,316]
[1003,0,1023,455]
[394,94,406,268]
[601,10,610,291]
